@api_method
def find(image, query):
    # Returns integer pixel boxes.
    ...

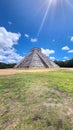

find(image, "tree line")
[0,58,73,68]
[0,62,16,69]
[54,58,73,67]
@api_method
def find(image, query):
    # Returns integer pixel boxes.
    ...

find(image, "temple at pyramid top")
[31,48,41,52]
[15,48,59,68]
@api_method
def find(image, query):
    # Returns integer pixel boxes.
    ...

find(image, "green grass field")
[0,70,73,130]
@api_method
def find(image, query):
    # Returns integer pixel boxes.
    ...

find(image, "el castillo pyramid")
[15,48,59,68]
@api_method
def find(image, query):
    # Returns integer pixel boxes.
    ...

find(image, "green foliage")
[55,58,73,67]
[0,62,16,69]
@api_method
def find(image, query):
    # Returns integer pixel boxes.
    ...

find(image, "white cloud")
[68,50,73,53]
[52,39,55,42]
[64,57,68,59]
[0,47,23,63]
[62,46,70,51]
[0,27,21,49]
[8,21,12,25]
[24,35,38,43]
[62,60,66,61]
[70,36,73,42]
[49,56,55,61]
[0,27,23,63]
[63,57,69,61]
[30,38,38,43]
[24,34,29,38]
[41,48,55,56]
[0,51,23,63]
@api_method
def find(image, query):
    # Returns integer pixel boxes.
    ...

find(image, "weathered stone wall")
[29,51,47,68]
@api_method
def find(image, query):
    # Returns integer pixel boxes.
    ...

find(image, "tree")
[54,59,73,67]
[0,62,16,69]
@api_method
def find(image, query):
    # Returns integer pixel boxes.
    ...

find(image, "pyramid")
[14,48,59,68]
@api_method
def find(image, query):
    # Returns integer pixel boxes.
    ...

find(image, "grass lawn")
[0,70,73,130]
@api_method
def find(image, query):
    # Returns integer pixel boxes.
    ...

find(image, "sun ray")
[36,0,73,38]
[37,0,53,37]
[60,0,66,22]
[65,0,73,10]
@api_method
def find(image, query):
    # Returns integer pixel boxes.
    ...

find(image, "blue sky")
[0,0,73,63]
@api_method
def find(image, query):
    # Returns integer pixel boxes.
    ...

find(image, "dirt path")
[0,68,73,75]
